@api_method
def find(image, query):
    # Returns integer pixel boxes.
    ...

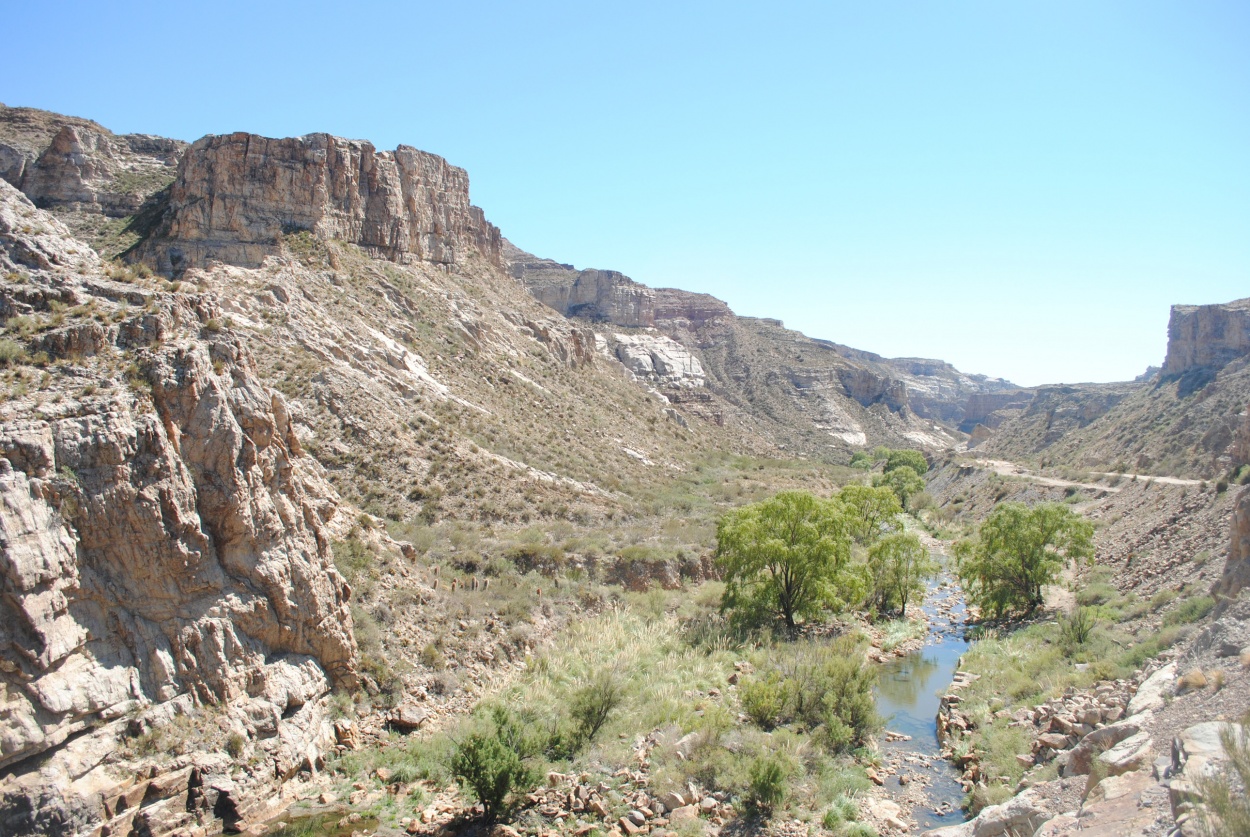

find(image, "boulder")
[1094,731,1153,780]
[1064,712,1151,776]
[389,702,428,732]
[969,790,1048,837]
[1126,663,1176,715]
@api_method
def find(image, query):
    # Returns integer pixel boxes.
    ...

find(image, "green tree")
[884,449,928,475]
[716,491,857,633]
[954,502,1095,618]
[866,532,937,618]
[449,707,536,821]
[837,484,902,546]
[873,465,926,509]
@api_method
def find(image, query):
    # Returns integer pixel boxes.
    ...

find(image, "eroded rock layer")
[1162,297,1250,378]
[140,132,501,273]
[0,180,356,834]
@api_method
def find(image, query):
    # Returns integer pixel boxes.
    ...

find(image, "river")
[873,576,972,831]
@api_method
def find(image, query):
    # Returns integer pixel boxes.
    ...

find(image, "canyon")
[1,103,1249,837]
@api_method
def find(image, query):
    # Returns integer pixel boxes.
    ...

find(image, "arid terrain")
[1,104,1248,837]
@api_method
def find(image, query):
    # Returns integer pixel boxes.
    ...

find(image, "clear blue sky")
[4,1,1247,386]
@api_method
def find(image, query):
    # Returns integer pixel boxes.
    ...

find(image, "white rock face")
[1126,662,1176,716]
[612,333,705,388]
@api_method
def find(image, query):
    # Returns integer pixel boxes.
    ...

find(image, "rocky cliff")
[0,105,184,219]
[1161,297,1250,379]
[505,242,991,451]
[505,240,655,327]
[0,180,357,835]
[139,132,501,274]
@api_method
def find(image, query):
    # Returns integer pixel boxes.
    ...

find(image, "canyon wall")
[140,132,502,273]
[1161,298,1250,378]
[0,105,184,218]
[0,181,357,834]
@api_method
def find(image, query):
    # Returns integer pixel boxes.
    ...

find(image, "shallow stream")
[872,575,972,830]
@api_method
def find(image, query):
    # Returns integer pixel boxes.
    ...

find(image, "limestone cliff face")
[0,105,184,217]
[654,288,732,331]
[0,181,356,833]
[960,390,1035,432]
[611,333,706,388]
[1161,297,1250,377]
[140,132,501,273]
[505,241,655,327]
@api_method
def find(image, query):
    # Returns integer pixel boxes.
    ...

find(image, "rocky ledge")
[138,132,501,274]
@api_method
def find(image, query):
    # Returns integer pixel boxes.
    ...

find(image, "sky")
[3,1,1247,386]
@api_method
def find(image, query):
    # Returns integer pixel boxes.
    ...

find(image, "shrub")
[1059,607,1100,648]
[741,672,790,729]
[1197,723,1250,836]
[1163,596,1215,627]
[225,732,246,758]
[741,637,879,752]
[746,755,791,815]
[0,339,27,366]
[1075,583,1117,607]
[569,670,624,745]
[449,707,536,821]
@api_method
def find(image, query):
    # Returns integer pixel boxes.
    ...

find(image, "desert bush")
[569,670,624,745]
[0,339,27,366]
[1059,606,1101,648]
[1163,596,1215,627]
[745,754,793,815]
[225,731,246,758]
[449,707,536,821]
[741,637,879,752]
[1196,722,1250,836]
[1075,582,1118,607]
[741,672,791,729]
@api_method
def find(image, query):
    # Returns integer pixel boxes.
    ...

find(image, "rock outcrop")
[0,181,357,833]
[1215,408,1250,605]
[1162,297,1250,378]
[139,132,501,273]
[611,333,705,388]
[654,288,732,332]
[959,390,1035,433]
[0,105,184,218]
[506,241,655,327]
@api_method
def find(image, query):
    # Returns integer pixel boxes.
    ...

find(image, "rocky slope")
[505,241,1024,455]
[976,299,1250,478]
[0,180,359,835]
[0,104,185,258]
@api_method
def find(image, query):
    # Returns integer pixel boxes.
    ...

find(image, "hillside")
[505,241,1020,455]
[2,103,1250,837]
[976,300,1250,479]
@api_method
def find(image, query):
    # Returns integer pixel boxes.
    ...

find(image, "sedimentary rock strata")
[140,132,501,273]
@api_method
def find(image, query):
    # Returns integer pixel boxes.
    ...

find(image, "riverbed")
[872,576,972,830]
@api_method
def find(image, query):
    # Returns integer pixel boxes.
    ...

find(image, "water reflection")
[877,652,941,706]
[871,578,973,830]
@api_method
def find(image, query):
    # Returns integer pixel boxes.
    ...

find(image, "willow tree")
[954,502,1094,618]
[866,532,937,618]
[716,491,858,633]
